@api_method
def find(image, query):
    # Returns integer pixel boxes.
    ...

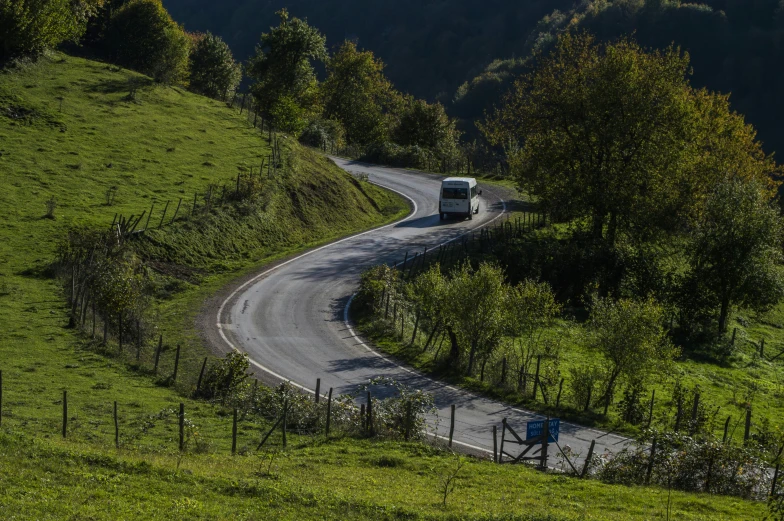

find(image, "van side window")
[471,186,477,198]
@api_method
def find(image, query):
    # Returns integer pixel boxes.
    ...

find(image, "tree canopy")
[188,31,242,100]
[321,40,402,146]
[0,0,103,63]
[105,0,189,84]
[482,34,778,248]
[247,9,326,118]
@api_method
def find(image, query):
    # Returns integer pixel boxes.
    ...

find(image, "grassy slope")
[0,430,762,520]
[0,54,764,519]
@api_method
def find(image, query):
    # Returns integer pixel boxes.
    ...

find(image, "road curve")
[211,158,629,466]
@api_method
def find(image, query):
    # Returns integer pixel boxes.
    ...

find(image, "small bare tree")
[438,456,465,508]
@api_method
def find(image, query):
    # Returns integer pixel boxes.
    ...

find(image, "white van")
[439,177,481,220]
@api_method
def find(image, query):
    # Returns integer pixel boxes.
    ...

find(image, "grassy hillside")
[0,54,766,519]
[0,430,763,520]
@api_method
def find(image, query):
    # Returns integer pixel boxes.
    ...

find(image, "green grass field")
[0,53,768,519]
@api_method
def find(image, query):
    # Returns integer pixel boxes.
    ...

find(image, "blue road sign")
[526,418,560,443]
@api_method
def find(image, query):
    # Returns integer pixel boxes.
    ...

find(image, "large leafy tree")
[394,99,460,156]
[687,177,784,335]
[188,31,242,100]
[0,0,103,63]
[105,0,189,84]
[482,34,703,245]
[247,9,326,121]
[321,40,403,146]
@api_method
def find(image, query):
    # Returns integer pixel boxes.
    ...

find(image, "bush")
[596,430,771,499]
[105,0,189,84]
[299,118,345,151]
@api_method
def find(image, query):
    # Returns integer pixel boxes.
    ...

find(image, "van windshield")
[442,187,468,200]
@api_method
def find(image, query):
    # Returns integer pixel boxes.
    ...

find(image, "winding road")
[205,158,629,467]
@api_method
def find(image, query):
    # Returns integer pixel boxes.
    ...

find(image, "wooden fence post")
[360,404,366,432]
[646,437,657,484]
[405,401,412,441]
[533,355,541,400]
[773,463,780,497]
[232,408,237,455]
[114,401,119,448]
[158,200,170,228]
[0,370,3,427]
[179,403,185,452]
[556,379,564,409]
[315,378,321,403]
[62,390,68,438]
[760,338,765,358]
[689,392,700,432]
[367,391,374,437]
[282,399,288,449]
[723,415,731,443]
[492,425,498,463]
[449,404,455,448]
[196,357,207,394]
[154,335,162,373]
[647,390,656,428]
[326,388,333,437]
[540,418,549,469]
[744,407,752,442]
[172,344,181,383]
[581,440,596,478]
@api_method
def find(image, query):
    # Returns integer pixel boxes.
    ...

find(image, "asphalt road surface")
[211,158,630,468]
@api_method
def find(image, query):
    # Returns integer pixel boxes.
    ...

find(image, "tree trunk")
[607,212,618,247]
[718,298,730,335]
[467,340,478,376]
[448,328,459,365]
[423,321,440,352]
[591,209,605,241]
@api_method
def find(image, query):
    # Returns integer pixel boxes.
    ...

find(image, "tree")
[321,40,403,146]
[188,31,241,100]
[105,0,189,84]
[481,34,708,245]
[588,297,677,412]
[443,262,507,376]
[504,280,561,392]
[394,99,460,156]
[0,0,102,63]
[247,9,326,121]
[687,176,784,335]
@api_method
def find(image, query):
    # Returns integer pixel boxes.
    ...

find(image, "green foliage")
[483,34,714,245]
[105,0,189,84]
[394,99,459,156]
[247,9,326,119]
[196,351,251,404]
[598,430,771,499]
[267,93,307,134]
[188,31,242,100]
[321,40,402,146]
[685,176,784,334]
[298,118,344,151]
[443,262,507,376]
[588,297,678,408]
[0,0,101,62]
